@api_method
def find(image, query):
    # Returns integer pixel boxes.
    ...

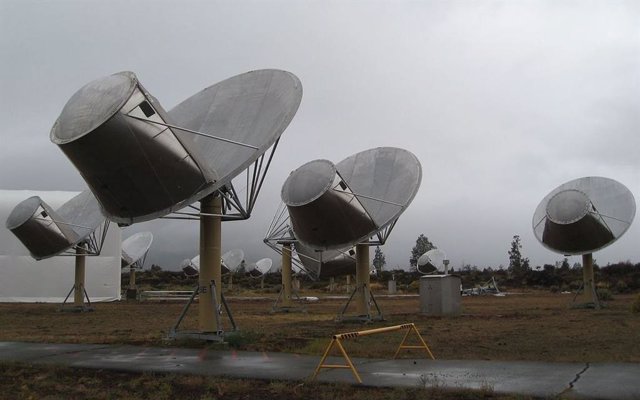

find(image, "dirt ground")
[1,290,639,363]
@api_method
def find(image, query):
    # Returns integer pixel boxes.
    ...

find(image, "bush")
[569,280,583,290]
[632,294,640,314]
[225,330,259,349]
[615,280,629,294]
[597,288,613,301]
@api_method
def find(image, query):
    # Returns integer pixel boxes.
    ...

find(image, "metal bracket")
[59,284,93,313]
[335,283,384,323]
[169,280,237,342]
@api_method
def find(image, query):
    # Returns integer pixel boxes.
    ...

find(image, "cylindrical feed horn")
[50,71,211,224]
[6,196,78,260]
[542,189,614,254]
[295,241,356,279]
[281,159,376,250]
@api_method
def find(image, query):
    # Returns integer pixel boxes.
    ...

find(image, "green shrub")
[225,330,259,349]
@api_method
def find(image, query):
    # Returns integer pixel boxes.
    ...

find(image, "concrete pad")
[569,363,640,400]
[333,359,580,398]
[0,341,110,362]
[1,341,638,400]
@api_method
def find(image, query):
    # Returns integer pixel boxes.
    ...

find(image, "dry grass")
[2,290,638,399]
[0,361,523,400]
[1,290,639,363]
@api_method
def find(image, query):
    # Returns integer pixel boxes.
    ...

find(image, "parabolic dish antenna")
[51,69,302,225]
[6,190,106,260]
[184,255,229,275]
[189,256,202,273]
[121,231,153,269]
[295,241,356,279]
[417,248,447,274]
[222,249,244,271]
[246,258,273,278]
[532,177,635,255]
[222,249,245,273]
[181,249,244,277]
[181,257,200,277]
[281,147,422,250]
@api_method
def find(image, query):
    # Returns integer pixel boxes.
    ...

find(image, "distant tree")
[372,246,386,275]
[508,235,530,278]
[410,234,435,269]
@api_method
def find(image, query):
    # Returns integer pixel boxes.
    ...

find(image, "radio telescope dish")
[295,241,356,279]
[222,249,245,273]
[183,255,230,276]
[181,257,200,277]
[51,69,302,224]
[6,190,106,260]
[182,249,244,277]
[417,249,447,274]
[532,177,635,255]
[121,231,153,269]
[246,258,273,278]
[281,147,421,250]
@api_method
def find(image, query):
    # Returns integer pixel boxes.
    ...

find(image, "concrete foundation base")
[419,275,461,316]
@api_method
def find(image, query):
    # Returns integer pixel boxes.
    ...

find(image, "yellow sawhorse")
[311,323,435,383]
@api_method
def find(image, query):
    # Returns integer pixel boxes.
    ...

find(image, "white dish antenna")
[281,147,421,251]
[294,242,356,279]
[181,257,199,277]
[246,257,273,278]
[532,176,635,308]
[6,190,107,259]
[182,249,245,277]
[51,70,302,225]
[532,176,635,255]
[121,231,153,269]
[222,249,245,273]
[417,248,447,274]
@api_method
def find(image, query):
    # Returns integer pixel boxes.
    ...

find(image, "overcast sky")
[1,0,638,271]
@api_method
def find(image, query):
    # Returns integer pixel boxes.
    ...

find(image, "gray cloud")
[1,0,638,271]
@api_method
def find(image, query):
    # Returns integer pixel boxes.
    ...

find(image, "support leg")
[199,194,223,333]
[581,253,600,309]
[355,244,370,317]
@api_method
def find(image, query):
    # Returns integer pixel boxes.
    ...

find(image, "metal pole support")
[355,243,370,316]
[199,194,223,333]
[582,253,600,308]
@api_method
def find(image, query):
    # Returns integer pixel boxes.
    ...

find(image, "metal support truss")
[162,139,281,222]
[52,221,111,258]
[263,201,399,279]
[59,284,93,312]
[335,283,384,323]
[169,280,237,342]
[271,284,307,313]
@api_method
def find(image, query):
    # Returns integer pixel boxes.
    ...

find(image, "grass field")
[1,290,639,399]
